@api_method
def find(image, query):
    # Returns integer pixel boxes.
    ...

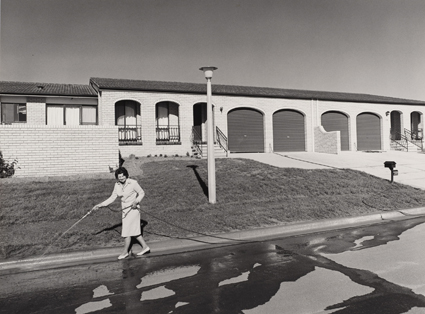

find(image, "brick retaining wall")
[314,126,340,154]
[0,125,119,177]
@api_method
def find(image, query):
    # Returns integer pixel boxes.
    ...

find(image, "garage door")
[228,108,264,153]
[321,111,349,151]
[273,110,305,152]
[356,113,381,151]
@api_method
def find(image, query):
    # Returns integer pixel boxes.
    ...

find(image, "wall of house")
[99,90,315,157]
[98,89,425,157]
[0,125,119,177]
[316,101,425,151]
[100,90,206,157]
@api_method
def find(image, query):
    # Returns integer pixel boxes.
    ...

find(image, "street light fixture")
[199,66,218,204]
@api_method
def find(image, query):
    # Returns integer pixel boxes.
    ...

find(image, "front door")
[193,103,207,143]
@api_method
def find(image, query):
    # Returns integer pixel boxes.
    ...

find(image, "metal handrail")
[156,125,180,143]
[216,126,228,156]
[390,129,424,152]
[118,125,142,144]
[404,128,423,141]
[191,127,203,157]
[390,129,408,151]
[404,129,423,150]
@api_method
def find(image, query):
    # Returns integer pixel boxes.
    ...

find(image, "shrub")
[0,151,18,178]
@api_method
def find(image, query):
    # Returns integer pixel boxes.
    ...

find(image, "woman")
[93,167,150,260]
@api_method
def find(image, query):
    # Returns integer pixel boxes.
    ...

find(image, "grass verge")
[1,157,425,260]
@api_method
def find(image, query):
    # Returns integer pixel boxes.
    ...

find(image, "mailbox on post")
[384,161,397,183]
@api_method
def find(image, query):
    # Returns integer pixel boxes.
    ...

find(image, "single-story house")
[1,77,424,177]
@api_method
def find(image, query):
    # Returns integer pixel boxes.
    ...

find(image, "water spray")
[42,208,94,256]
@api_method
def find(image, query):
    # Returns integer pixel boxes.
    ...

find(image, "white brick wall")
[0,125,119,177]
[98,90,425,157]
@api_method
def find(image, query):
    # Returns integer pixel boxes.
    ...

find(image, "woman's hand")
[131,202,139,209]
[92,205,101,211]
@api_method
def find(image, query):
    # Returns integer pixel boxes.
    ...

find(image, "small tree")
[0,151,18,178]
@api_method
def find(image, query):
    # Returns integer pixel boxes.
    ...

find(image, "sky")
[1,0,425,101]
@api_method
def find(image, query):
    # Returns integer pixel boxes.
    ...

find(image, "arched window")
[115,100,141,144]
[156,101,180,143]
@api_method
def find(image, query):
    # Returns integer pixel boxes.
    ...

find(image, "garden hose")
[104,204,250,244]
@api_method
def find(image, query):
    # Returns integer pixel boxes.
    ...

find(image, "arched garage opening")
[228,108,264,153]
[273,109,305,152]
[321,111,349,151]
[356,112,381,151]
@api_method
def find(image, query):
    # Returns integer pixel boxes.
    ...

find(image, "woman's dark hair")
[115,167,129,179]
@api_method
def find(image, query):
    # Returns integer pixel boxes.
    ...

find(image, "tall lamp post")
[199,66,218,204]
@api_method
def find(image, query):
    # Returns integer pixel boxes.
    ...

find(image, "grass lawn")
[2,156,425,260]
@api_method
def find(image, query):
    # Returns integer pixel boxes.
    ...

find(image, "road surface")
[1,215,425,314]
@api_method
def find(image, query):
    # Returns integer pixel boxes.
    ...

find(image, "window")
[46,105,97,125]
[115,101,139,127]
[115,100,142,144]
[82,106,97,125]
[155,101,180,143]
[1,103,27,124]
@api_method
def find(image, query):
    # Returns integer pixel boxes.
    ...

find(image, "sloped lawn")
[2,157,425,260]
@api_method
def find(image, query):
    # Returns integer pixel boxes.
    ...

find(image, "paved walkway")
[229,151,425,190]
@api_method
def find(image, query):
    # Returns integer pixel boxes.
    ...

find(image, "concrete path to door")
[229,151,425,190]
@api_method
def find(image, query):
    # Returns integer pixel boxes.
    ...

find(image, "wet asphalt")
[1,215,425,314]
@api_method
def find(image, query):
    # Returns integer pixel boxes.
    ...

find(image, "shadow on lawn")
[187,165,208,198]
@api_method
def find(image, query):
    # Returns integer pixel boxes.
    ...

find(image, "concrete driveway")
[229,151,425,190]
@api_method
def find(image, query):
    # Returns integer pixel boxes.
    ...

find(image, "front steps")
[191,143,228,159]
[390,140,423,152]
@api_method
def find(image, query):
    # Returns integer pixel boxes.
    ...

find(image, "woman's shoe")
[137,247,151,256]
[118,252,129,260]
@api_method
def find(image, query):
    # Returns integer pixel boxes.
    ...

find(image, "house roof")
[90,77,425,105]
[0,81,97,97]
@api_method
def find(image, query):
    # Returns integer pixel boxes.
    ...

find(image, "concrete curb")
[1,207,425,273]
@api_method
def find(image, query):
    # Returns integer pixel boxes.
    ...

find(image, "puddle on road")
[92,285,114,298]
[404,307,425,314]
[322,222,425,296]
[74,285,115,314]
[175,301,189,308]
[352,235,375,250]
[242,267,373,314]
[141,285,175,301]
[219,271,250,287]
[75,299,112,314]
[136,265,200,288]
